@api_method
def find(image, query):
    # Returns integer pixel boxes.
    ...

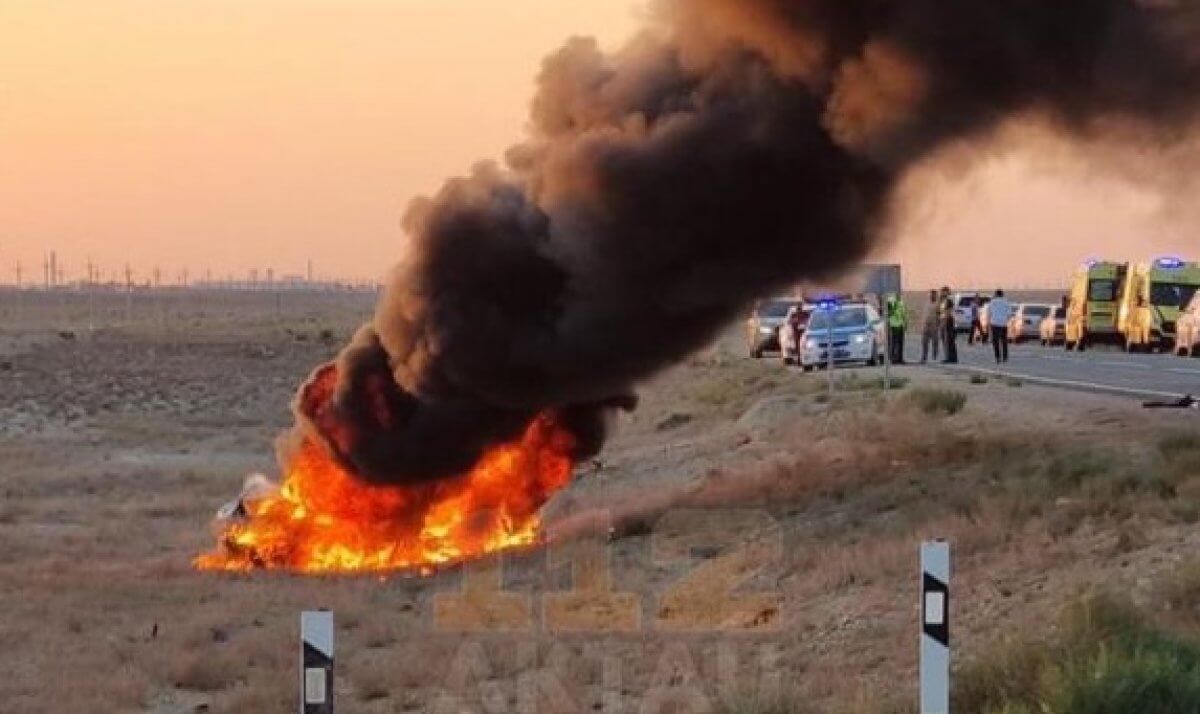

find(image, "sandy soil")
[0,291,1197,713]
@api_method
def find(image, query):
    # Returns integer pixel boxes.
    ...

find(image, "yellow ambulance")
[1065,260,1126,350]
[1117,257,1200,352]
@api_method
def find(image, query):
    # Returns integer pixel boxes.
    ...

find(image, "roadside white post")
[301,610,334,714]
[860,264,901,390]
[920,541,950,714]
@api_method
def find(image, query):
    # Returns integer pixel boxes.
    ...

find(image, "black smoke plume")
[300,0,1200,484]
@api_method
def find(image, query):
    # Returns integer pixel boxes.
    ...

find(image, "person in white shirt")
[988,289,1012,363]
[779,306,804,365]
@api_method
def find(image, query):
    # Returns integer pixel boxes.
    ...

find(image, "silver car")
[799,304,885,371]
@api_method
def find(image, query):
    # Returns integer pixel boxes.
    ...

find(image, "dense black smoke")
[301,0,1200,484]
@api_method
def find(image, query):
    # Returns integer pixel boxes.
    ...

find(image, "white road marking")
[909,339,1200,382]
[1096,360,1151,369]
[1014,350,1196,374]
[937,363,1187,400]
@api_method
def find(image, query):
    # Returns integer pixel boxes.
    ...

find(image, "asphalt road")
[903,333,1200,399]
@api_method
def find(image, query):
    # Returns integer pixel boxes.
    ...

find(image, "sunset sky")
[2,0,1195,288]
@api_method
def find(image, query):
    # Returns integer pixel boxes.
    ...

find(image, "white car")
[1176,293,1200,357]
[799,304,885,371]
[1007,304,1053,343]
[1039,306,1067,346]
[951,293,985,333]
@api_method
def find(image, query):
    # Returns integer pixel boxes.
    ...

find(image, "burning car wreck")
[196,364,583,574]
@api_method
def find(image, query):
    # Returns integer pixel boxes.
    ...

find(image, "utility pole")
[86,257,96,333]
[152,266,166,331]
[826,302,835,397]
[43,254,50,290]
[14,260,23,320]
[124,263,134,323]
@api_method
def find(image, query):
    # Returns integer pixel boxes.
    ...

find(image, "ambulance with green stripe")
[1117,257,1200,352]
[1065,260,1126,350]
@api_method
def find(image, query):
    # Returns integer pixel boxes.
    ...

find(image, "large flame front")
[195,414,575,574]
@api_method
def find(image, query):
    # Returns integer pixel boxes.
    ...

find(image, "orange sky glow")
[2,1,1195,288]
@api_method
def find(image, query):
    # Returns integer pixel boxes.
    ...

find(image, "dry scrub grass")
[350,651,395,702]
[4,296,1200,712]
[956,590,1200,714]
[716,685,815,714]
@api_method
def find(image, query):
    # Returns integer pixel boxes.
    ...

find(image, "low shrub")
[716,686,815,714]
[905,388,967,416]
[1160,432,1200,456]
[1159,432,1200,482]
[955,592,1200,714]
[1160,561,1200,626]
[170,650,242,692]
[834,373,910,392]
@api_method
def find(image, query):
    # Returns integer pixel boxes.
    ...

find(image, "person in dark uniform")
[967,295,980,345]
[920,289,941,364]
[940,286,958,364]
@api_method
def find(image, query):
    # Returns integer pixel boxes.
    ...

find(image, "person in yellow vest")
[886,293,908,365]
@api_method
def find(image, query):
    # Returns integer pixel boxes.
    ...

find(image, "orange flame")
[195,414,575,574]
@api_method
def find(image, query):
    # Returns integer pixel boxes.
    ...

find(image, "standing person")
[964,296,974,345]
[886,293,908,364]
[988,289,1012,363]
[973,294,990,345]
[940,287,958,364]
[780,306,803,365]
[920,289,940,364]
[939,288,957,362]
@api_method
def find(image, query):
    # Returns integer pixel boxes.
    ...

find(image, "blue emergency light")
[815,298,839,311]
[1156,256,1185,269]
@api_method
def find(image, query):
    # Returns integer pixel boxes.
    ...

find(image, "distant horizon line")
[0,280,1068,295]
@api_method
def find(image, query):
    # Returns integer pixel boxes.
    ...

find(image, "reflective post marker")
[920,541,950,714]
[301,610,334,714]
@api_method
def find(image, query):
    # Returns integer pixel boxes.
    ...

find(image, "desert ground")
[2,289,1199,713]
